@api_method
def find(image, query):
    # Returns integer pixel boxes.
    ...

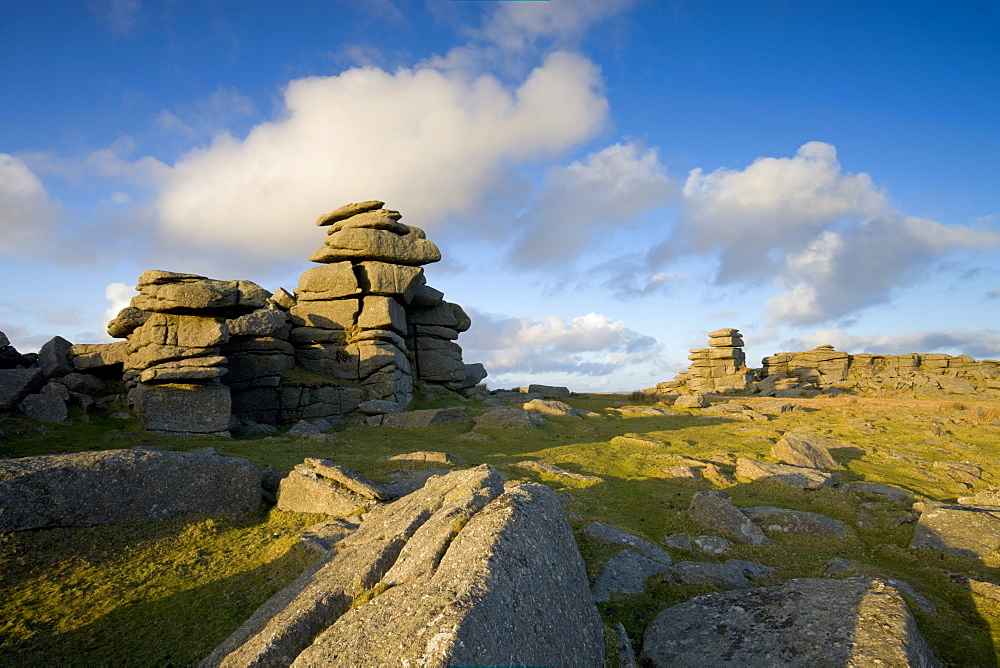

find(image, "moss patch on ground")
[2,393,1000,665]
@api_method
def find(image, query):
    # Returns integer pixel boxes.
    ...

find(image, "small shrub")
[627,390,659,405]
[972,404,1000,422]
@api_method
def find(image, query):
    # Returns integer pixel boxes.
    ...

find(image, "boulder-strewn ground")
[2,391,1000,665]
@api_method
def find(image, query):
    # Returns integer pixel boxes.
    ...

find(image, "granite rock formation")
[651,329,1000,399]
[0,200,486,435]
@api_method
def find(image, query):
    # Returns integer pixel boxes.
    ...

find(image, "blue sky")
[1,0,998,391]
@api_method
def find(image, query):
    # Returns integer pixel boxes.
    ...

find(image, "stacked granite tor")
[109,270,275,435]
[290,200,485,407]
[667,328,754,394]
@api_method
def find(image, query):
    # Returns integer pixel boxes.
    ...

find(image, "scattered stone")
[614,622,638,668]
[474,407,537,429]
[382,451,455,465]
[910,502,1000,559]
[771,432,840,470]
[887,578,937,613]
[933,460,982,484]
[614,405,672,417]
[0,448,261,532]
[663,533,692,550]
[664,465,700,480]
[276,459,386,516]
[959,486,1000,506]
[735,457,834,489]
[592,547,672,602]
[611,435,667,448]
[693,535,732,555]
[132,382,231,436]
[687,490,770,545]
[727,558,776,580]
[662,560,751,590]
[742,505,847,538]
[839,482,913,503]
[287,418,333,436]
[17,393,68,423]
[821,557,852,577]
[583,521,672,563]
[949,573,1000,602]
[526,383,570,398]
[516,460,601,483]
[0,368,45,410]
[522,398,577,417]
[641,578,939,667]
[38,335,74,378]
[674,394,709,408]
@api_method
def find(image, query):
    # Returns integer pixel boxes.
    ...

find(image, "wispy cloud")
[461,309,660,377]
[88,0,144,35]
[508,142,675,267]
[0,154,61,256]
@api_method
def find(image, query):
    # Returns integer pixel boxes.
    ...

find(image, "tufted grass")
[2,393,1000,664]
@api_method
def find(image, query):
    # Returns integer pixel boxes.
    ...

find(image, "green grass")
[2,394,1000,665]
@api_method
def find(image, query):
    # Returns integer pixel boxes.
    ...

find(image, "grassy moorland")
[2,393,1000,665]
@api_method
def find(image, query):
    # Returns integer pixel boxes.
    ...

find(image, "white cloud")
[661,142,1000,325]
[462,309,659,377]
[677,141,887,281]
[765,214,1000,325]
[155,87,256,141]
[154,51,608,268]
[509,142,674,267]
[101,282,137,335]
[477,0,636,52]
[0,154,60,255]
[780,328,1000,360]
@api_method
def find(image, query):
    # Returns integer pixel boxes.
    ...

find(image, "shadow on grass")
[0,541,316,667]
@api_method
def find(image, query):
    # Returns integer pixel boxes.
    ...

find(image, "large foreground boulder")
[641,578,939,666]
[0,448,261,532]
[202,465,603,666]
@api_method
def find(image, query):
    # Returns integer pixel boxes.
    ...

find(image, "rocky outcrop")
[84,200,486,432]
[760,345,1000,398]
[0,448,261,532]
[650,330,1000,398]
[658,328,755,395]
[202,465,603,666]
[641,578,939,666]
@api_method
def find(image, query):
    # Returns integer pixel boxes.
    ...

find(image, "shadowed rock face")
[202,465,604,667]
[0,448,262,532]
[641,577,940,667]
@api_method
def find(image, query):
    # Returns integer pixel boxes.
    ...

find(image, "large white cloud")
[660,142,1000,325]
[509,142,674,267]
[461,309,659,376]
[155,51,608,264]
[677,141,887,281]
[0,154,60,255]
[780,328,1000,360]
